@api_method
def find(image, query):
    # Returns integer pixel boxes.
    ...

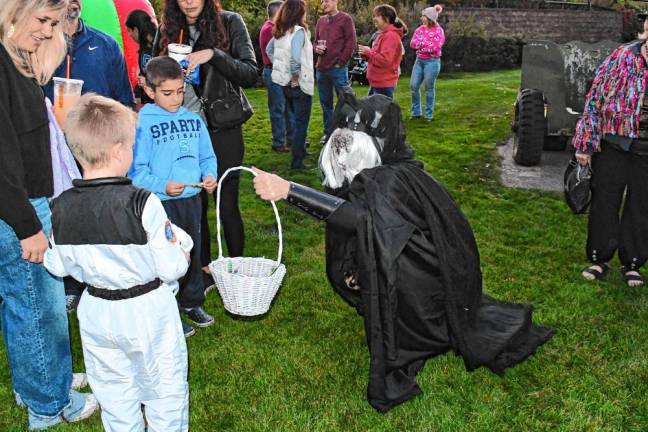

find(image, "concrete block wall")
[442,8,623,43]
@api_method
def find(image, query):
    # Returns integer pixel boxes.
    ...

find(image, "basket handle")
[215,166,283,265]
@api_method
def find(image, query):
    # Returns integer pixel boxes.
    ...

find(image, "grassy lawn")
[2,70,648,431]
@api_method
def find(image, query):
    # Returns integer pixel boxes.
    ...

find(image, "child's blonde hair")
[65,94,136,168]
[0,0,68,85]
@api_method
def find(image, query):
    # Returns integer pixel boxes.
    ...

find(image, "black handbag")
[197,66,253,130]
[563,156,592,214]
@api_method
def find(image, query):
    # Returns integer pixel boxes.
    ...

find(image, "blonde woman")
[0,0,97,429]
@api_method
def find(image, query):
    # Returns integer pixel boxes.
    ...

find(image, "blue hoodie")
[130,104,217,201]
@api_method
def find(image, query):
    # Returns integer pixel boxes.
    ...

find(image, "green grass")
[2,71,648,431]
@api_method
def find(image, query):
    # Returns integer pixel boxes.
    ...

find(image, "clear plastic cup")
[317,39,327,51]
[52,77,84,129]
[168,43,193,63]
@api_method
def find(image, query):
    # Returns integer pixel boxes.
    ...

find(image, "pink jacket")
[410,25,445,60]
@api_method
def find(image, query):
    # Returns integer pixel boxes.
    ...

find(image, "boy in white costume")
[44,94,191,431]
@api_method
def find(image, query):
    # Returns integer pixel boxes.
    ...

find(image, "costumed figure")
[253,92,555,412]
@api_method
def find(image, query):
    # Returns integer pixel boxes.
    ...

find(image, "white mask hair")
[319,128,382,189]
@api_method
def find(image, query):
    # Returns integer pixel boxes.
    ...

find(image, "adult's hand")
[252,167,291,201]
[20,231,48,263]
[575,153,591,166]
[358,45,370,57]
[186,49,214,73]
[315,45,326,55]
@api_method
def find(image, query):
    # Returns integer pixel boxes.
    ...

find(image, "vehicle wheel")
[513,88,546,166]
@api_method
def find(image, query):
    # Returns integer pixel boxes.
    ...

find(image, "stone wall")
[442,8,623,43]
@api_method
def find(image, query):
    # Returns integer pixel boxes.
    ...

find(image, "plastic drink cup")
[168,43,201,84]
[52,77,84,128]
[168,43,193,63]
[317,40,327,51]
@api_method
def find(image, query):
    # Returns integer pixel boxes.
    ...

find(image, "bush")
[440,35,524,72]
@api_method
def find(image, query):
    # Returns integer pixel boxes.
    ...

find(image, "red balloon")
[114,0,157,87]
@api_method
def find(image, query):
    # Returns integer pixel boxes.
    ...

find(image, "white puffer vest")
[271,25,314,96]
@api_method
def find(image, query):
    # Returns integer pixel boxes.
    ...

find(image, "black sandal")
[621,267,644,287]
[582,263,610,281]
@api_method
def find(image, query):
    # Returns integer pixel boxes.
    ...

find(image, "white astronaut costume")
[44,177,192,432]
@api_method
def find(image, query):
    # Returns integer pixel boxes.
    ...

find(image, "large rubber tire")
[513,89,546,166]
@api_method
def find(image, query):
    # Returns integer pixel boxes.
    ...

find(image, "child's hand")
[166,181,185,196]
[203,176,217,193]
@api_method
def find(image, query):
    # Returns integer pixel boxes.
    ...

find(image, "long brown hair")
[159,0,228,53]
[273,0,308,39]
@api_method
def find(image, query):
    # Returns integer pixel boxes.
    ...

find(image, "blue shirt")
[43,20,135,107]
[130,104,217,201]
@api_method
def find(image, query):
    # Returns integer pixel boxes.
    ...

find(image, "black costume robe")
[325,162,554,412]
[309,93,554,412]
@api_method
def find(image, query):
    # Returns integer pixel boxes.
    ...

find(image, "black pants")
[162,194,205,308]
[587,143,648,270]
[64,277,84,296]
[201,126,245,267]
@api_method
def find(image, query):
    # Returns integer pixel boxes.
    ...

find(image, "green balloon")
[81,0,123,50]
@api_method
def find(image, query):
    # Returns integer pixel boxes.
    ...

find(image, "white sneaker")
[16,373,87,407]
[63,393,98,423]
[71,373,88,390]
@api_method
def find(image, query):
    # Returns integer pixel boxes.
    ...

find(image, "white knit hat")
[422,4,443,23]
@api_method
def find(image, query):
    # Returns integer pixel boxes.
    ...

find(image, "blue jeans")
[368,86,395,98]
[262,67,295,148]
[284,85,313,168]
[316,67,350,135]
[410,57,441,120]
[0,198,77,426]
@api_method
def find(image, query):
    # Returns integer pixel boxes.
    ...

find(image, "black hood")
[328,90,416,165]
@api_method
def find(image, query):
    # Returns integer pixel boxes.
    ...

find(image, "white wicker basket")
[208,166,286,316]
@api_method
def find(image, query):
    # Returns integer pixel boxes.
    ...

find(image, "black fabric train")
[291,92,555,412]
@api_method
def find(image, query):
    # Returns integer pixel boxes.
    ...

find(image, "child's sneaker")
[183,307,214,327]
[183,321,196,338]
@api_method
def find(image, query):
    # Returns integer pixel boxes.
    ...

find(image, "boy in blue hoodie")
[131,56,217,336]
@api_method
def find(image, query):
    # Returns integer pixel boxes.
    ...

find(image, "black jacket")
[153,11,258,101]
[0,43,52,239]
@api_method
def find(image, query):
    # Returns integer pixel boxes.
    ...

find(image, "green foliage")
[2,71,648,431]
